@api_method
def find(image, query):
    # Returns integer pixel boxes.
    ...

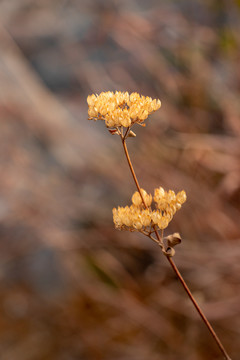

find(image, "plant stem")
[121,134,146,206]
[120,136,232,360]
[167,256,232,360]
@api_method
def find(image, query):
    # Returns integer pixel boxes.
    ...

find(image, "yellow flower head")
[113,188,186,232]
[87,91,161,129]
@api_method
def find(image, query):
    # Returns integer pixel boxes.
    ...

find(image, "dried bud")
[108,129,119,135]
[127,130,136,138]
[163,247,175,257]
[165,233,182,248]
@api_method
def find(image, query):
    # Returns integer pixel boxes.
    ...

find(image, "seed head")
[113,187,186,232]
[87,91,161,129]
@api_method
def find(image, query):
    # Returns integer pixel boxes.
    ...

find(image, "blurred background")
[0,0,239,359]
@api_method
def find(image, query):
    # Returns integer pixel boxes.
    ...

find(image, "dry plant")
[87,91,232,360]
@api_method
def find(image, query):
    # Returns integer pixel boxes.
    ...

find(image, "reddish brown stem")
[120,135,232,360]
[121,134,146,206]
[167,256,232,360]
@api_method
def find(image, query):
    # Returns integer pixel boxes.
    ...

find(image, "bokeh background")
[0,1,240,359]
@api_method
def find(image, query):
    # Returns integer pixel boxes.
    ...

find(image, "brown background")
[0,1,239,359]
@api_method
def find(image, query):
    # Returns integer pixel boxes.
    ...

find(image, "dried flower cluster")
[87,91,161,128]
[112,187,186,233]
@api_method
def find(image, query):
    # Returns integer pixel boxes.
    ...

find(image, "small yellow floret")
[132,191,142,207]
